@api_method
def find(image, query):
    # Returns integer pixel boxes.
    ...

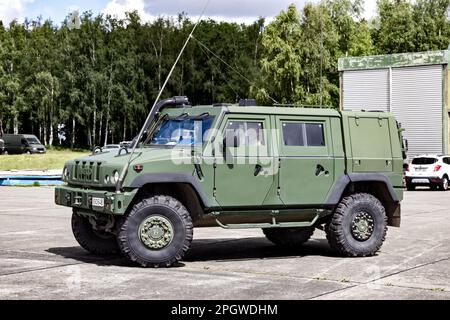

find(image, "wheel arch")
[326,173,401,227]
[129,173,209,222]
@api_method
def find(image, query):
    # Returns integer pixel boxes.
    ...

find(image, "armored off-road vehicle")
[55,97,405,267]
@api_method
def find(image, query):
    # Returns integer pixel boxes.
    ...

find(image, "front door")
[276,116,335,206]
[214,115,275,207]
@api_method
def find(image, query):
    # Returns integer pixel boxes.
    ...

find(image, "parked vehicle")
[2,134,46,155]
[103,144,121,152]
[405,155,450,191]
[55,97,405,267]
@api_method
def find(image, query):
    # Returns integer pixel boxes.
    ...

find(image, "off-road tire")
[439,176,449,191]
[117,195,193,268]
[263,227,314,247]
[71,211,119,255]
[326,193,387,257]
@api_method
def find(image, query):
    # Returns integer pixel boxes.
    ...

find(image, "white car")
[405,155,450,191]
[102,144,121,152]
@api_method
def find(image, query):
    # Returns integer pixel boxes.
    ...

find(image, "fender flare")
[129,173,209,207]
[326,173,399,205]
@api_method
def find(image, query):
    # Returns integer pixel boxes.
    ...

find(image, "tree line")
[0,0,449,148]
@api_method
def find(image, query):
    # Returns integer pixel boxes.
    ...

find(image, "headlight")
[63,167,69,179]
[32,147,37,151]
[113,171,120,183]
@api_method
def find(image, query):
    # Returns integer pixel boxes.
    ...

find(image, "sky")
[0,0,378,26]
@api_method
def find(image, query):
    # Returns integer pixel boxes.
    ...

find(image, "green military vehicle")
[55,97,405,267]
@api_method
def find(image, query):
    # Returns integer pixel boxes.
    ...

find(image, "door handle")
[315,165,329,177]
[254,164,263,177]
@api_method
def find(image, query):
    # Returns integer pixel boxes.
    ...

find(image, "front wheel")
[117,195,193,268]
[71,211,119,255]
[326,193,387,257]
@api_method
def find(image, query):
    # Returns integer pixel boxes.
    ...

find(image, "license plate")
[92,197,104,207]
[412,179,429,184]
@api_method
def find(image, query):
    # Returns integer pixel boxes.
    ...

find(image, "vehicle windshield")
[148,116,215,146]
[26,137,41,145]
[412,158,438,165]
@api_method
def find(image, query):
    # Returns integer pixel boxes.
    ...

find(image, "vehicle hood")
[64,147,194,187]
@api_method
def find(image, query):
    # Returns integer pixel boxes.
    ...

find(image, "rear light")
[405,164,410,172]
[434,165,442,172]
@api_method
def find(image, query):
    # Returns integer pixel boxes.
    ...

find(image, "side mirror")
[141,130,148,143]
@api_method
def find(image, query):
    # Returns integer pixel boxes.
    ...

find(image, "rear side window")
[282,122,325,147]
[412,158,438,165]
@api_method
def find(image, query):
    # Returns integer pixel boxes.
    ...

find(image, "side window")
[305,124,325,147]
[282,122,325,147]
[444,158,450,165]
[282,123,304,146]
[225,121,265,147]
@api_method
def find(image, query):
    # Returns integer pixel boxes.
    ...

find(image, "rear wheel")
[71,211,119,255]
[117,195,193,268]
[263,227,314,247]
[326,193,387,257]
[440,176,449,191]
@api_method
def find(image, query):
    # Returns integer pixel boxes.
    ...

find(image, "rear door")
[276,116,335,205]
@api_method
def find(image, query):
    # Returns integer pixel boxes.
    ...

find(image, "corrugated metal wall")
[342,65,443,157]
[391,65,443,157]
[343,69,390,112]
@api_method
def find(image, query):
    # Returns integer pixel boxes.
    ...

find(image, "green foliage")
[0,0,450,145]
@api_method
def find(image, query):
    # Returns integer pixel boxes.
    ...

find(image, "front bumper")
[55,185,137,215]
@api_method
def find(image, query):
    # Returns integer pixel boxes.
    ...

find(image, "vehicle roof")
[165,105,391,118]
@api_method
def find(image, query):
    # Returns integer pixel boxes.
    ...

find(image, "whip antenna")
[116,0,211,192]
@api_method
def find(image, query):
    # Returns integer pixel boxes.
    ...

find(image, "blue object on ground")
[0,175,63,186]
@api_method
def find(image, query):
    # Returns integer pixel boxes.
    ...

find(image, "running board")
[215,215,320,230]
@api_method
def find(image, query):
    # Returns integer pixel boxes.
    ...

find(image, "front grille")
[72,161,102,183]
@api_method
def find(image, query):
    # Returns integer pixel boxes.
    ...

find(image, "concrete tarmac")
[1,187,449,300]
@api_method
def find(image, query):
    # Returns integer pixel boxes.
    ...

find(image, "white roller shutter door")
[391,65,443,157]
[343,69,390,112]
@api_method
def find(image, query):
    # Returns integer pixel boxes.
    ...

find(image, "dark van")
[2,134,46,155]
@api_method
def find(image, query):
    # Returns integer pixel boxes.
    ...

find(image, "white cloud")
[0,0,34,24]
[103,0,154,21]
[103,0,378,24]
[363,0,378,20]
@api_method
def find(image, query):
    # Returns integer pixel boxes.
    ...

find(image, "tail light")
[405,164,410,172]
[434,165,442,172]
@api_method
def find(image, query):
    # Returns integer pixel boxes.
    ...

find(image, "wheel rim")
[138,215,174,250]
[444,178,448,190]
[351,211,375,242]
